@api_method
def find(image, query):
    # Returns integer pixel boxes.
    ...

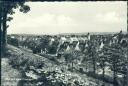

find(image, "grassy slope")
[1,45,113,86]
[1,45,23,86]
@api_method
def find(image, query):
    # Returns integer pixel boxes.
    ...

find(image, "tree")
[88,40,98,74]
[104,43,124,86]
[64,47,81,71]
[120,35,128,86]
[0,5,2,58]
[98,44,109,84]
[40,36,50,53]
[0,1,30,56]
[48,40,59,54]
[0,4,2,83]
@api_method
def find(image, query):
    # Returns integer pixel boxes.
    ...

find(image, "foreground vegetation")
[5,45,110,86]
[6,32,128,86]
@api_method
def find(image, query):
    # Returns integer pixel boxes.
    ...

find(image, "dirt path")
[1,58,22,86]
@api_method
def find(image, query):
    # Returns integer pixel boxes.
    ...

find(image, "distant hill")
[58,32,127,35]
[8,32,127,36]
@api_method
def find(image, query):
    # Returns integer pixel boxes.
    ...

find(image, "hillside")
[1,45,114,86]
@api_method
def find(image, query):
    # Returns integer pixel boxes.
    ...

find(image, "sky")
[7,1,127,35]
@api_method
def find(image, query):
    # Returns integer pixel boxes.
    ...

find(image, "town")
[5,31,128,86]
[0,1,127,86]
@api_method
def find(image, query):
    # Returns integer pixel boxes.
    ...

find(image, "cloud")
[7,1,127,34]
[18,13,75,28]
[96,12,123,23]
[8,13,76,34]
[57,15,75,26]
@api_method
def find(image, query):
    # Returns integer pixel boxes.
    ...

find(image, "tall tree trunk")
[123,74,126,86]
[113,70,117,86]
[0,7,2,58]
[127,1,128,34]
[102,66,106,86]
[92,57,96,74]
[113,71,116,86]
[126,4,128,83]
[0,7,2,85]
[126,47,128,86]
[72,61,73,71]
[102,67,105,83]
[2,12,7,56]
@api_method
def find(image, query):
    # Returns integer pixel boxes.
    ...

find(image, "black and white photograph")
[0,0,128,86]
